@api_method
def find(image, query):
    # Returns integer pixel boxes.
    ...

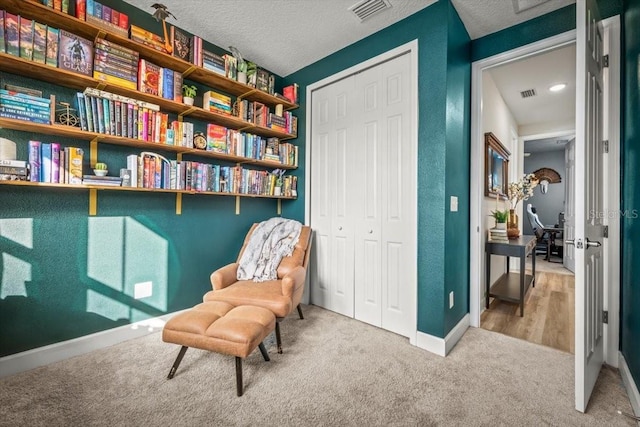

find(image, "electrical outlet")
[134,281,153,299]
[450,196,458,212]
[449,291,454,309]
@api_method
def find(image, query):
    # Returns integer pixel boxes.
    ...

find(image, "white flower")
[507,174,538,209]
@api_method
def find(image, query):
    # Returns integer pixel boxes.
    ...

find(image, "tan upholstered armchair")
[203,224,312,353]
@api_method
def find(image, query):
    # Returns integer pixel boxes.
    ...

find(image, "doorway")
[477,42,577,353]
[469,17,621,367]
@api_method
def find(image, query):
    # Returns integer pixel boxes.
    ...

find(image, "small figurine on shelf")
[182,84,197,106]
[93,162,108,176]
[56,102,79,127]
[150,3,176,55]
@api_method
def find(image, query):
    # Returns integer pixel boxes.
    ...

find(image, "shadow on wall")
[0,216,170,357]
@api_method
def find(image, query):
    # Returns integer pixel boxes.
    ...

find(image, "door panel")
[575,0,605,412]
[564,138,576,272]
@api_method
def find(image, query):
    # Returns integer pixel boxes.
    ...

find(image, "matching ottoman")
[162,301,276,396]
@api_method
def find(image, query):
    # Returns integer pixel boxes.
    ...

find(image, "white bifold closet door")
[310,52,414,338]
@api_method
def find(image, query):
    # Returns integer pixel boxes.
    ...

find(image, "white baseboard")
[416,314,470,357]
[619,352,640,418]
[0,309,187,379]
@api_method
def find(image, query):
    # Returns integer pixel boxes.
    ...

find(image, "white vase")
[237,71,247,84]
[183,97,194,106]
[495,222,507,230]
[274,187,282,196]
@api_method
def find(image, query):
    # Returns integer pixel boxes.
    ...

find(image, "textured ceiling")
[120,0,576,76]
[450,0,575,39]
[121,0,436,76]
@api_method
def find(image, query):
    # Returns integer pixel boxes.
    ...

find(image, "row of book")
[41,0,130,37]
[138,58,183,102]
[236,99,298,135]
[0,89,51,124]
[28,141,84,184]
[205,124,298,166]
[125,152,297,196]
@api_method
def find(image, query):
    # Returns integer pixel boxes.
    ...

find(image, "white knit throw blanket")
[237,217,302,282]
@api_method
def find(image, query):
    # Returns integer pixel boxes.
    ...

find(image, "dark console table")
[485,235,536,317]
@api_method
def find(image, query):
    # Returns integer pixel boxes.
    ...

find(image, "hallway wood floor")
[481,268,575,354]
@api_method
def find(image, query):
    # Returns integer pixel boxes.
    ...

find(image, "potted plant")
[182,84,197,106]
[93,162,108,177]
[229,46,248,84]
[491,209,509,230]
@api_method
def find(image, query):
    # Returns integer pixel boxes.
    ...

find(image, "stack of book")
[94,38,139,90]
[0,159,28,181]
[0,89,51,124]
[82,175,122,186]
[489,227,509,242]
[130,25,168,54]
[202,50,225,76]
[85,1,129,37]
[267,113,287,133]
[203,90,232,115]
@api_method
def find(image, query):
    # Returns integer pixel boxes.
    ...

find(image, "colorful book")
[75,0,86,20]
[58,29,93,76]
[161,68,174,100]
[28,141,41,182]
[118,13,128,30]
[0,11,5,54]
[170,25,190,61]
[32,22,47,64]
[138,59,160,96]
[45,26,59,67]
[86,0,95,16]
[75,92,87,131]
[5,13,19,56]
[206,124,227,152]
[68,147,84,184]
[19,17,34,60]
[172,71,183,103]
[51,143,60,183]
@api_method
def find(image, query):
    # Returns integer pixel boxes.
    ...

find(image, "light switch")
[450,196,458,212]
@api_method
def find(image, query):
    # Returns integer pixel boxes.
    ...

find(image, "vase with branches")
[505,173,538,237]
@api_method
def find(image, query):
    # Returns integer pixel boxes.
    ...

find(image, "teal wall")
[0,1,297,356]
[284,0,471,338]
[622,0,640,391]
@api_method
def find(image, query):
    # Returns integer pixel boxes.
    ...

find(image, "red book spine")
[75,0,86,20]
[118,13,129,30]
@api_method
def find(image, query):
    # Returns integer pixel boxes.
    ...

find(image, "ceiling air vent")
[349,0,392,22]
[520,88,537,98]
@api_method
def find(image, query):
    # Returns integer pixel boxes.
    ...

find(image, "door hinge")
[603,225,609,238]
[603,54,609,68]
[603,310,608,324]
[603,140,609,153]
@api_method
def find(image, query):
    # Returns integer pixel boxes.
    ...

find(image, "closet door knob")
[338,226,343,231]
[368,229,373,234]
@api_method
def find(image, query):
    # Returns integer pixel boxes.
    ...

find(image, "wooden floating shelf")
[0,0,298,112]
[0,118,298,170]
[0,180,297,199]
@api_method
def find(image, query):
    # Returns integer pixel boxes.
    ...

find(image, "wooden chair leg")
[167,346,188,379]
[235,357,243,397]
[275,321,283,354]
[258,342,270,361]
[296,304,304,320]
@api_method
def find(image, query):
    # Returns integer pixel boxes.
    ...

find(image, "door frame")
[304,40,419,345]
[469,19,621,366]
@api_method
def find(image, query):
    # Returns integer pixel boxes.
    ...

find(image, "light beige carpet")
[0,305,635,426]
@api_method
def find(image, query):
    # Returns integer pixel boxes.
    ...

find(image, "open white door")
[574,0,606,413]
